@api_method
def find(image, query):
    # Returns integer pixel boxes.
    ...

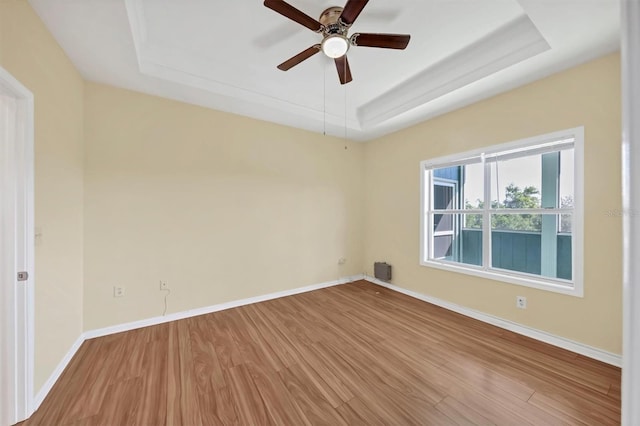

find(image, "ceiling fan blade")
[351,33,411,49]
[335,56,353,85]
[264,0,323,32]
[339,0,369,25]
[277,45,322,71]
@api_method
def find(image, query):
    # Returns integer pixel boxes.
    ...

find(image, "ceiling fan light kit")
[264,0,410,84]
[322,35,350,58]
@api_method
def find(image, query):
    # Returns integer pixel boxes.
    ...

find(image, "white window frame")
[420,127,584,297]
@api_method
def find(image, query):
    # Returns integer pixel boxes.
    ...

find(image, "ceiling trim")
[357,14,550,127]
[124,0,147,70]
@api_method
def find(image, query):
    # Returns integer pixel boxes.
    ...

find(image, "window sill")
[420,259,583,297]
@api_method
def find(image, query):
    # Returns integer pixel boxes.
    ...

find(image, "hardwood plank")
[529,390,617,425]
[38,338,120,424]
[94,377,143,426]
[205,311,243,369]
[283,357,344,409]
[499,329,579,363]
[277,363,348,426]
[434,396,494,426]
[608,381,621,400]
[236,306,287,372]
[241,303,298,368]
[166,321,182,426]
[195,386,237,426]
[135,339,168,426]
[291,342,355,403]
[188,316,226,391]
[336,397,387,426]
[311,341,452,424]
[245,361,309,426]
[226,364,272,426]
[440,358,535,402]
[176,319,204,426]
[322,335,447,405]
[467,349,622,416]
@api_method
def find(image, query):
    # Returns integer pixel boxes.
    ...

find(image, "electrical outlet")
[160,280,169,290]
[516,296,527,309]
[338,258,347,265]
[114,286,125,298]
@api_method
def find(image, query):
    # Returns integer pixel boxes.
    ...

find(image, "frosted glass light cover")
[322,35,349,58]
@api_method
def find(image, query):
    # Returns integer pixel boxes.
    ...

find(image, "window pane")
[433,166,461,185]
[433,183,454,210]
[462,162,484,209]
[434,235,453,259]
[559,213,572,234]
[463,213,483,230]
[492,213,542,232]
[490,153,542,209]
[461,215,483,266]
[430,213,482,266]
[491,213,571,280]
[559,149,574,209]
[434,213,453,233]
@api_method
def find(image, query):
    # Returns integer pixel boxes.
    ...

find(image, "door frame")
[0,65,35,423]
[622,0,640,424]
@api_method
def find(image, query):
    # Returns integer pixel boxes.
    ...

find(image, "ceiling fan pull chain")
[323,61,326,136]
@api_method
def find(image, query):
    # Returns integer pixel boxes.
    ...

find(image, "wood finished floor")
[23,281,621,425]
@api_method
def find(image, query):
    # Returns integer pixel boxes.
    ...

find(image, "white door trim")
[622,0,640,424]
[0,66,35,423]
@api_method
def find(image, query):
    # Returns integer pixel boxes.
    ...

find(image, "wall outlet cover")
[516,296,527,309]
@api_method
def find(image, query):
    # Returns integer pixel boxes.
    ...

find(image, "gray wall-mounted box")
[374,262,392,282]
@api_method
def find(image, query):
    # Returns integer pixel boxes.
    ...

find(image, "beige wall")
[83,82,364,330]
[0,0,84,391]
[363,53,622,354]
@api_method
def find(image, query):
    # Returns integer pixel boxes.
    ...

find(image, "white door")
[0,67,35,425]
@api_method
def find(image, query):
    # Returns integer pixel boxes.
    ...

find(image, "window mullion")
[482,154,491,270]
[427,170,435,259]
[427,171,433,260]
[486,208,570,215]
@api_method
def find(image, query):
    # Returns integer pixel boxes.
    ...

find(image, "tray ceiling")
[29,0,619,141]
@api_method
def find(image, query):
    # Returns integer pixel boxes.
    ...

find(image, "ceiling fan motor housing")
[320,6,349,37]
[319,6,345,28]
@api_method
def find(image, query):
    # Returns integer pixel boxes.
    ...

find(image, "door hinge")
[17,271,29,282]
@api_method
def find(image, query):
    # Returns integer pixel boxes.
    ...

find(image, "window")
[420,128,583,296]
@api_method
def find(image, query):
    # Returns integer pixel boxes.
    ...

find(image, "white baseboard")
[364,275,622,367]
[84,274,362,340]
[33,333,85,411]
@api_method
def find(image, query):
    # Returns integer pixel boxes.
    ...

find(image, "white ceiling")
[29,0,619,141]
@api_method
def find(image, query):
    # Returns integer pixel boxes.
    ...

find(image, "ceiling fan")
[263,0,411,85]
